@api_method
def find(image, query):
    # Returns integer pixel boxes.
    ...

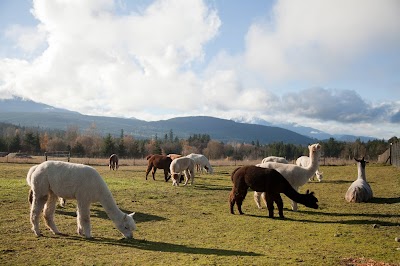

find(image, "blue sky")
[0,0,399,140]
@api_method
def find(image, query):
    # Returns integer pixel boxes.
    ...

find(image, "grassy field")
[0,161,399,265]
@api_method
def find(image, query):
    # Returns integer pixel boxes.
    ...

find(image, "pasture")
[0,161,399,265]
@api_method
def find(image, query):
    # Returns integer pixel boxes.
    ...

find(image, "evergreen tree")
[102,134,115,156]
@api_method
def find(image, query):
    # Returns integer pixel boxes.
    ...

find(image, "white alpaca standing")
[345,157,373,203]
[27,161,136,238]
[296,156,323,182]
[255,143,322,211]
[170,157,195,186]
[186,153,214,174]
[261,156,289,164]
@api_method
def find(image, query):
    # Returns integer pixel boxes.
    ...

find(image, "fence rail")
[44,151,71,162]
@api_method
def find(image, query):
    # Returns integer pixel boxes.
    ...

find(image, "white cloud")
[1,0,220,117]
[244,0,400,83]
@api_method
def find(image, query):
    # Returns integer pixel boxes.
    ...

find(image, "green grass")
[0,162,399,265]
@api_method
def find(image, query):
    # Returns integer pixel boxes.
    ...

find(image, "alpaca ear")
[306,189,310,194]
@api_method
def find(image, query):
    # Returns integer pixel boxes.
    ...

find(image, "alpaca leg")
[43,191,61,235]
[291,187,299,211]
[183,170,189,186]
[76,202,92,238]
[30,194,48,237]
[145,165,152,180]
[265,194,275,218]
[163,168,170,182]
[152,168,157,180]
[273,194,284,219]
[59,197,66,207]
[229,191,236,214]
[189,169,194,185]
[253,192,263,209]
[236,189,248,215]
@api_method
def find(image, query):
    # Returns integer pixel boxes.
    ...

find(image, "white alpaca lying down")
[345,157,373,203]
[27,161,136,238]
[186,153,213,174]
[170,157,195,186]
[261,156,289,164]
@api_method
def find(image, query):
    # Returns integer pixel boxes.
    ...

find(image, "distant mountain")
[0,97,78,114]
[0,97,316,145]
[233,116,377,142]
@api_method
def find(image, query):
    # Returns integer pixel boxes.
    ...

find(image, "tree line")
[0,122,397,161]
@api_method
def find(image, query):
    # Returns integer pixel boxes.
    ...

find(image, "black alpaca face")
[306,190,319,209]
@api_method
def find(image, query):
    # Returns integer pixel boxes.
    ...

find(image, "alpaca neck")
[99,191,124,224]
[357,163,367,181]
[305,150,320,173]
[282,181,306,204]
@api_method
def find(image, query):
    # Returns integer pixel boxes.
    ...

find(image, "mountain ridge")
[0,96,375,144]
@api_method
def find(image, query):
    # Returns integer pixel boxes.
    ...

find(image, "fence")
[378,142,400,167]
[44,151,71,162]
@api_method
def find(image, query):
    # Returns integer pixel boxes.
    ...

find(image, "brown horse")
[109,154,119,170]
[145,154,172,181]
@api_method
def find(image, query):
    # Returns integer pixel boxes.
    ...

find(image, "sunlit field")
[0,160,399,265]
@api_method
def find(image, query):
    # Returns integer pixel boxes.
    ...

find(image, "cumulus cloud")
[0,0,220,116]
[244,0,400,83]
[281,87,397,123]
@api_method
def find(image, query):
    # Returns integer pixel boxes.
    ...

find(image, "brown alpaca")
[109,154,119,170]
[229,165,318,218]
[145,154,172,182]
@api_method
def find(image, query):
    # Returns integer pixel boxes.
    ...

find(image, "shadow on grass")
[369,196,400,204]
[55,209,166,224]
[64,236,262,257]
[243,210,400,226]
[194,183,232,191]
[321,180,352,184]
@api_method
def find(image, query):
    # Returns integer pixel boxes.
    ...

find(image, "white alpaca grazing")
[27,165,66,207]
[345,157,373,203]
[255,143,322,211]
[296,156,323,182]
[186,153,214,174]
[170,157,195,186]
[27,161,136,238]
[261,156,289,164]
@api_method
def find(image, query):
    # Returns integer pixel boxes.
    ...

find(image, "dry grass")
[0,161,399,265]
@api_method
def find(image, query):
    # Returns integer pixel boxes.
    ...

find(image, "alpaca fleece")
[229,165,318,218]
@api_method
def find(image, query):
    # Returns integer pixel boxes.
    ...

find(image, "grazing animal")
[296,156,323,182]
[167,154,183,160]
[255,143,322,211]
[261,156,289,164]
[345,157,373,203]
[229,165,318,218]
[27,165,66,207]
[186,153,214,174]
[145,154,172,182]
[109,154,119,170]
[169,157,195,186]
[26,161,136,238]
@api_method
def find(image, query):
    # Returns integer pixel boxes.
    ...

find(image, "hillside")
[0,97,316,145]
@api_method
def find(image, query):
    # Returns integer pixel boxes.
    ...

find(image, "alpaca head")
[315,170,323,182]
[355,157,368,168]
[303,190,319,209]
[308,143,322,159]
[117,213,136,238]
